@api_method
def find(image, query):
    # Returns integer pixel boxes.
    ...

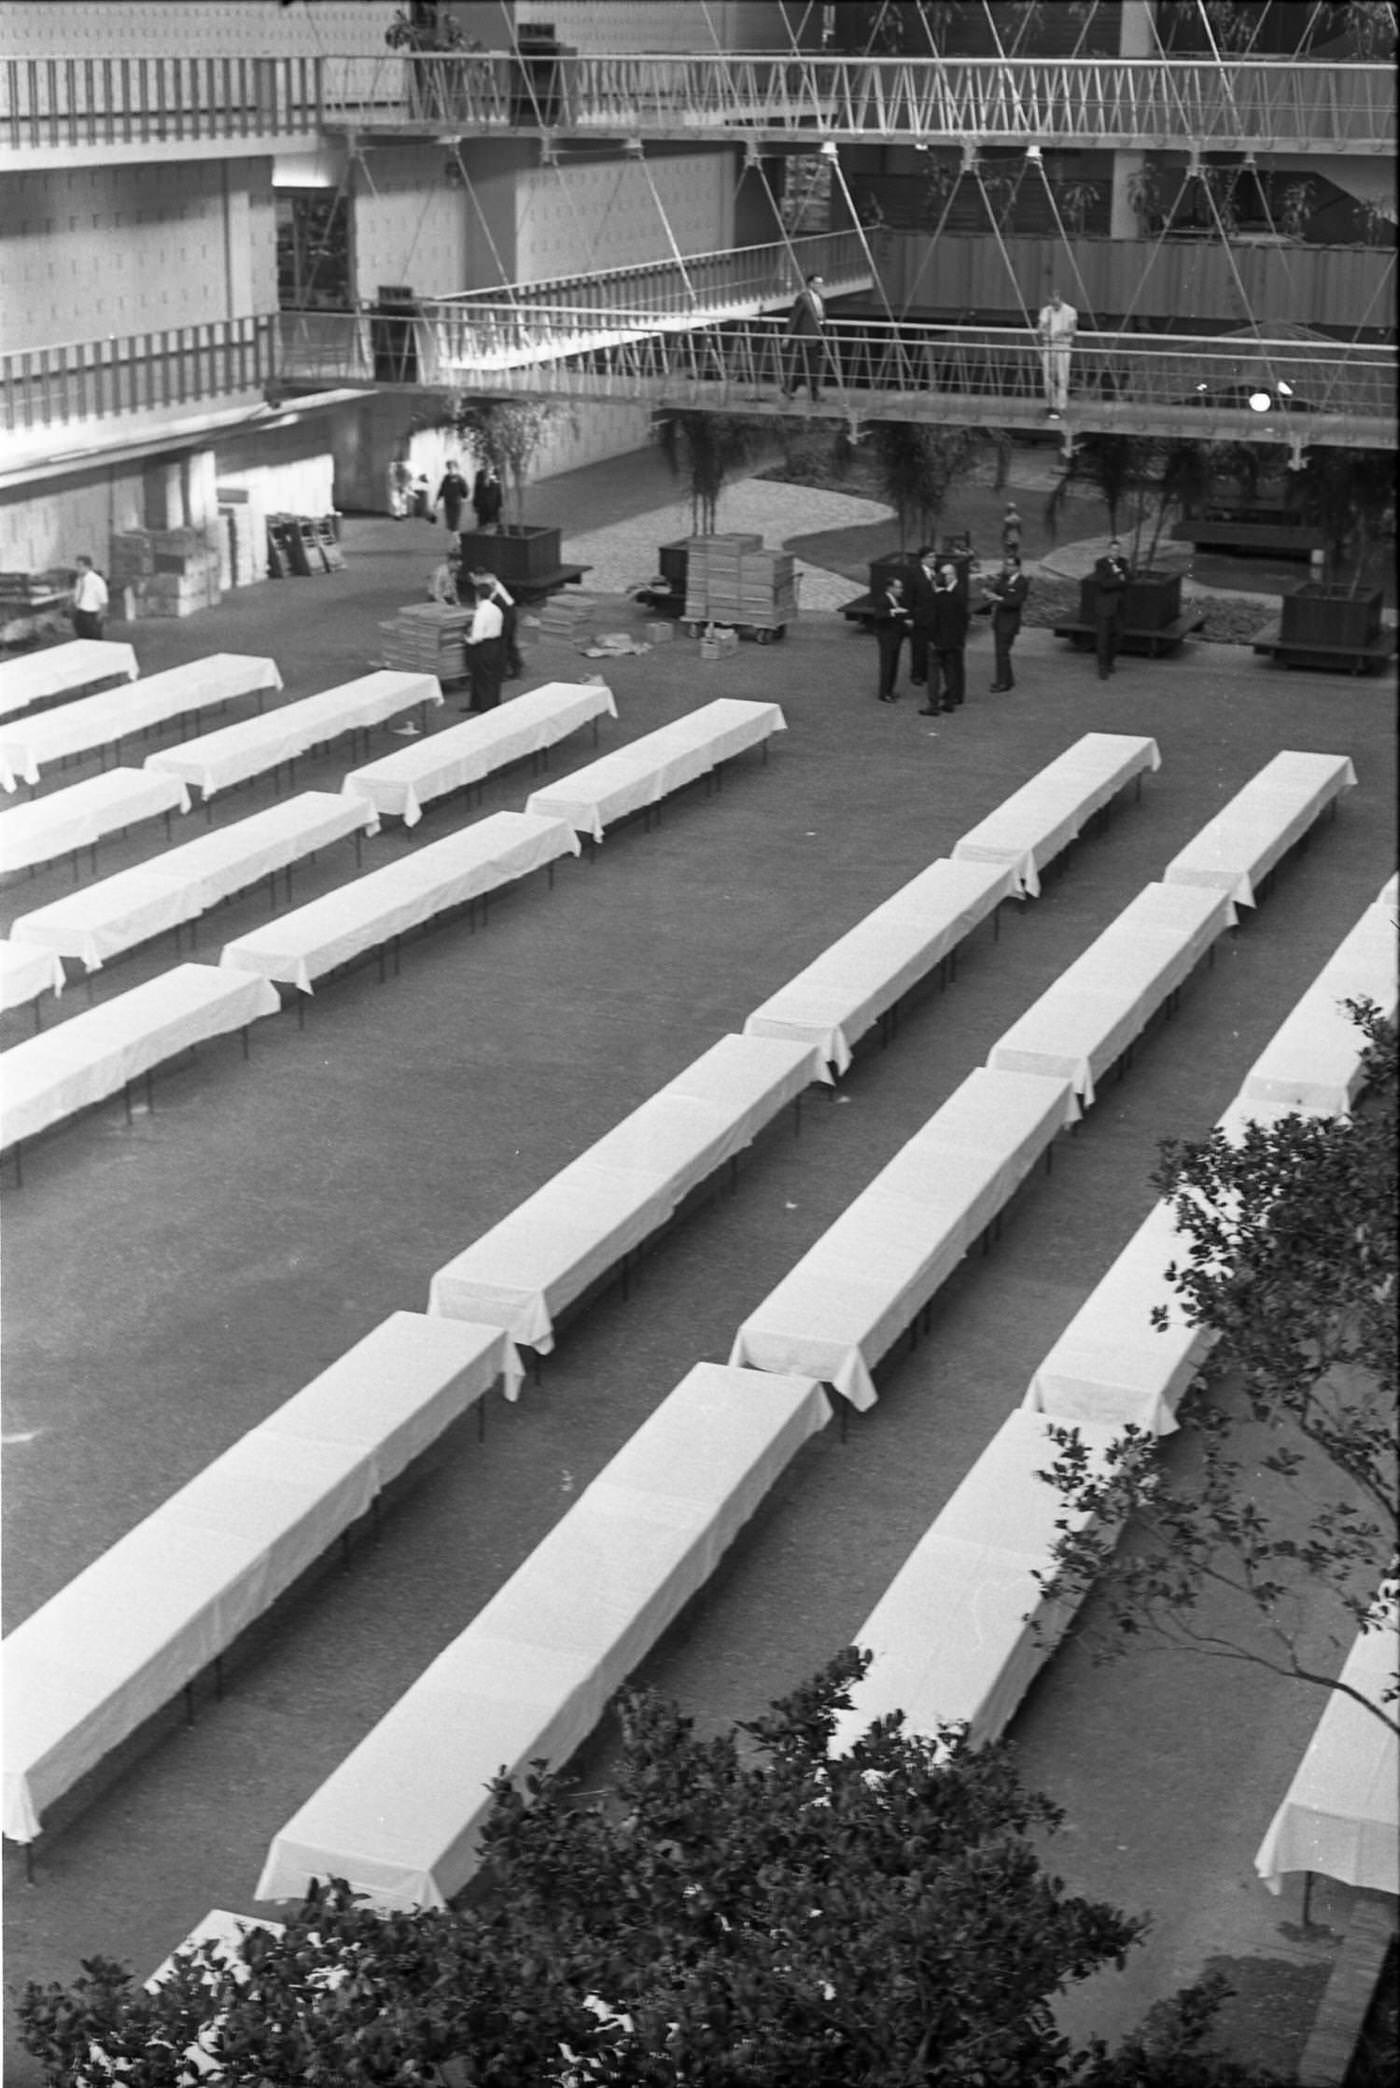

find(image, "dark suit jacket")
[870,591,911,644]
[985,569,1029,633]
[786,288,825,338]
[1092,556,1129,621]
[907,564,942,630]
[929,586,970,650]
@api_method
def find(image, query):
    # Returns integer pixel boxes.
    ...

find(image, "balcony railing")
[2,51,1391,160]
[275,304,1396,450]
[443,232,872,321]
[321,51,1396,153]
[2,315,278,434]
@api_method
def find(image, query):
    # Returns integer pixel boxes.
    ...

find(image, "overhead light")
[819,140,839,158]
[1248,389,1273,412]
[1195,381,1210,394]
[1026,145,1042,161]
[1276,379,1294,398]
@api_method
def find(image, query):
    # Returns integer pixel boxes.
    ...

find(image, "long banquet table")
[1238,885,1398,1116]
[1,1314,519,1845]
[743,856,1019,1079]
[0,962,280,1154]
[343,680,618,826]
[1021,1199,1215,1436]
[523,698,785,843]
[254,1361,831,1910]
[1161,750,1357,907]
[6,793,380,973]
[429,1032,823,1351]
[220,809,577,994]
[144,671,442,800]
[0,655,283,792]
[0,938,65,1018]
[729,1066,1079,1411]
[0,639,139,719]
[0,766,192,878]
[1254,1615,1398,1898]
[950,732,1160,896]
[986,879,1235,1106]
[831,1410,1123,1755]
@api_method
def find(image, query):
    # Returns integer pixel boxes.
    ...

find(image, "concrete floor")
[2,453,1396,2080]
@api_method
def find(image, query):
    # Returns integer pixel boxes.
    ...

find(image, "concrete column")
[183,449,219,536]
[1111,1,1156,240]
[143,458,185,532]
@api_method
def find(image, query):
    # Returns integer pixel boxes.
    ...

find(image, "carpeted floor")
[2,462,1395,2080]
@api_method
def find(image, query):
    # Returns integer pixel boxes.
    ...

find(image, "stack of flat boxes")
[380,603,472,684]
[535,592,597,640]
[215,486,266,591]
[684,535,798,631]
[110,528,222,620]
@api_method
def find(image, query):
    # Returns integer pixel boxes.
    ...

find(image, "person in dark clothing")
[918,565,969,714]
[905,544,941,689]
[982,552,1029,690]
[869,575,912,701]
[1091,539,1129,679]
[782,273,827,402]
[469,567,522,679]
[435,459,470,534]
[471,464,503,532]
[462,577,506,711]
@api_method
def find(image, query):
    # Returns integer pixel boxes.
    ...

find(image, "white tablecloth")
[729,1066,1079,1411]
[951,732,1161,896]
[987,880,1235,1106]
[1,1313,518,1844]
[0,962,280,1152]
[524,698,785,843]
[429,1032,822,1350]
[0,655,283,792]
[744,856,1019,1078]
[0,767,192,876]
[1162,750,1358,907]
[343,681,617,827]
[1240,894,1398,1115]
[832,1410,1124,1754]
[145,672,441,800]
[255,1362,831,1910]
[8,791,381,972]
[1022,1199,1215,1436]
[1255,1617,1398,1896]
[220,810,577,994]
[0,938,65,1015]
[0,640,138,719]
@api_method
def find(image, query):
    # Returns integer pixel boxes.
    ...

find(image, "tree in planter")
[1044,431,1155,562]
[1039,1007,1397,1737]
[18,1653,1289,2085]
[866,421,980,552]
[1292,444,1394,596]
[653,410,769,535]
[445,397,578,531]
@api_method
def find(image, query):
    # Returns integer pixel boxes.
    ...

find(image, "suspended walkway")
[277,307,1396,458]
[319,51,1395,155]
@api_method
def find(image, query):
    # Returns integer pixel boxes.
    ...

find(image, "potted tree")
[1048,433,1189,635]
[650,411,771,615]
[1277,447,1391,657]
[449,398,577,589]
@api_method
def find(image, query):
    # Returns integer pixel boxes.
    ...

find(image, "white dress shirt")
[468,597,504,645]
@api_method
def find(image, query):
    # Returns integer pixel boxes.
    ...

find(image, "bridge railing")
[318,51,1395,151]
[442,232,872,321]
[0,54,325,154]
[2,315,278,432]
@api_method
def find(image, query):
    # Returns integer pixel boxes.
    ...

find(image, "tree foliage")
[1043,434,1214,571]
[440,399,577,527]
[18,1653,1286,2085]
[865,422,979,550]
[653,412,768,536]
[1039,1008,1398,1731]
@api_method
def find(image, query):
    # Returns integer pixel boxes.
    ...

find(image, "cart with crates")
[680,534,799,644]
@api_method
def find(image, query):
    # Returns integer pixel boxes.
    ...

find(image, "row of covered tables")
[0,654,283,792]
[0,638,139,721]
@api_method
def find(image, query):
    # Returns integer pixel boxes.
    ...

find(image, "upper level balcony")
[1,51,1392,170]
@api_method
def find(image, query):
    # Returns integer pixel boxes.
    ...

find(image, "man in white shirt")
[468,566,522,679]
[463,573,506,711]
[72,555,109,640]
[1036,291,1077,416]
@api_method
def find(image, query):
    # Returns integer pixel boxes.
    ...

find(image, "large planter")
[457,525,561,588]
[1279,583,1383,651]
[1078,570,1181,631]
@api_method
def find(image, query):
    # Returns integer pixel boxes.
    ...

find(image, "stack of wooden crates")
[109,528,222,620]
[683,534,798,637]
[379,603,472,684]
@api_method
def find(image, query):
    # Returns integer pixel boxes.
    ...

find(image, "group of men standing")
[869,530,1029,713]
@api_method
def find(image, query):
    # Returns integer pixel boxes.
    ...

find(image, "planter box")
[1279,583,1383,651]
[456,526,562,589]
[1078,570,1181,632]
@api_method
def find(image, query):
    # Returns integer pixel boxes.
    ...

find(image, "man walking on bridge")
[783,273,828,404]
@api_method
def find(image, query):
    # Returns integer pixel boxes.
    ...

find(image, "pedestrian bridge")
[277,308,1396,458]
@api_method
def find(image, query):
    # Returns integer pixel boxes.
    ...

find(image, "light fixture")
[1195,381,1210,394]
[1248,389,1272,412]
[1276,379,1294,398]
[819,140,839,158]
[1026,144,1042,162]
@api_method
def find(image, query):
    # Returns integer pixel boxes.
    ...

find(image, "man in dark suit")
[869,574,912,702]
[782,273,827,402]
[906,544,941,690]
[1091,538,1129,679]
[982,552,1029,690]
[918,564,970,714]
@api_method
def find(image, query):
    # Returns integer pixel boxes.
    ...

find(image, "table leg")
[839,1398,849,1445]
[145,1069,154,1114]
[341,1531,352,1572]
[33,1001,42,1034]
[1044,1142,1054,1176]
[13,1143,22,1189]
[394,935,402,977]
[184,1682,195,1727]
[793,1093,802,1137]
[993,903,1001,942]
[24,1842,34,1885]
[354,827,363,869]
[1301,1871,1315,1928]
[377,946,387,985]
[297,995,306,1032]
[547,863,555,889]
[214,1655,224,1701]
[477,1400,487,1443]
[241,1024,251,1061]
[591,719,599,745]
[86,971,95,1006]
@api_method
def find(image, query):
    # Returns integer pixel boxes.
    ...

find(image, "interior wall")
[0,161,278,355]
[515,149,735,281]
[351,143,472,302]
[0,463,147,575]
